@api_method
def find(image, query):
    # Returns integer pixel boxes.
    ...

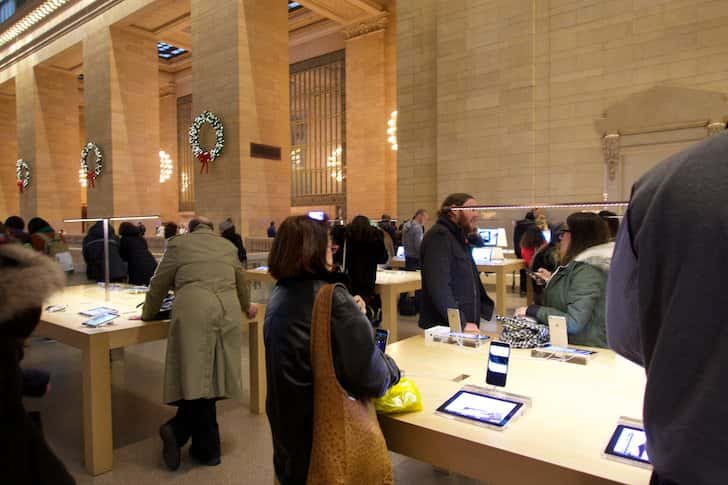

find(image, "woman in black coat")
[82,221,127,282]
[264,216,400,485]
[119,222,158,286]
[344,216,389,301]
[0,244,75,485]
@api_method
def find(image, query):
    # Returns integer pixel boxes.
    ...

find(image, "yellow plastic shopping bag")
[374,377,423,414]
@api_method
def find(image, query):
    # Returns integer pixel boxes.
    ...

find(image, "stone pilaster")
[0,90,18,218]
[345,14,390,219]
[191,0,290,236]
[159,83,179,222]
[15,64,80,230]
[83,27,160,219]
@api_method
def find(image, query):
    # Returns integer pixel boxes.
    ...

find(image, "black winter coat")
[221,229,247,265]
[264,274,400,485]
[513,218,536,258]
[344,230,388,299]
[82,222,126,282]
[0,245,75,485]
[419,216,494,328]
[119,225,157,286]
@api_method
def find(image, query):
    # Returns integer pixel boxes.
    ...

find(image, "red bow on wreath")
[86,171,96,188]
[197,152,212,174]
[17,179,23,193]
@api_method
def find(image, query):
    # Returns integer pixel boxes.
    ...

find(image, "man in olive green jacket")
[142,216,257,470]
[521,242,614,348]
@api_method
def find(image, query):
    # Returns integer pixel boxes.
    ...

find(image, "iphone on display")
[486,341,511,387]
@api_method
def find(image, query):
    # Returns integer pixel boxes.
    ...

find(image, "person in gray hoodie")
[608,131,728,485]
[516,212,612,348]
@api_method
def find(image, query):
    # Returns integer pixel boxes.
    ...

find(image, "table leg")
[82,333,113,475]
[248,320,266,415]
[496,267,506,316]
[379,287,399,342]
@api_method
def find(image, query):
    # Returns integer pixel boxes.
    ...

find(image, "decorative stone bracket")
[706,121,726,137]
[601,134,622,182]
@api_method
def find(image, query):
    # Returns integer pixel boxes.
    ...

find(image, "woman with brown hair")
[264,215,400,485]
[516,212,613,347]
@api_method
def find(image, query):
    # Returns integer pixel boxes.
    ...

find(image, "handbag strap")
[311,283,338,381]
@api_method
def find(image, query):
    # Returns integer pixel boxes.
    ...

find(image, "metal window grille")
[290,50,346,211]
[177,95,194,212]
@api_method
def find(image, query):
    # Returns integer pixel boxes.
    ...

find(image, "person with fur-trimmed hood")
[0,244,75,484]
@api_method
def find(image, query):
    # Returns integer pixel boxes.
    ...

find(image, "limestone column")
[15,64,80,231]
[159,82,179,222]
[191,0,290,236]
[344,13,390,219]
[83,27,160,219]
[0,88,18,217]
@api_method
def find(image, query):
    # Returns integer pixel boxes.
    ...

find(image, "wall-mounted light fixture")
[159,150,173,183]
[387,110,398,151]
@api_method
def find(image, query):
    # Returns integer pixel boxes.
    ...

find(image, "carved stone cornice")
[342,12,388,40]
[601,134,622,181]
[706,121,726,137]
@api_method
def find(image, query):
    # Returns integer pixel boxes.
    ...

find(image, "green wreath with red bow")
[80,142,103,188]
[188,111,224,174]
[15,159,30,193]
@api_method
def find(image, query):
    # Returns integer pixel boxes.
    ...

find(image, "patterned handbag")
[306,284,394,485]
[496,315,550,349]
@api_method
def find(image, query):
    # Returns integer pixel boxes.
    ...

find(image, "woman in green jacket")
[516,212,613,348]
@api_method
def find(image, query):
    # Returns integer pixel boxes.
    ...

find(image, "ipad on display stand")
[435,385,530,430]
[603,417,652,469]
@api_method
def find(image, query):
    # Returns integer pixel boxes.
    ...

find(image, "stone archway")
[594,85,728,200]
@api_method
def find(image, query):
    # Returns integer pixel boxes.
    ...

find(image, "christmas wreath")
[80,142,103,188]
[188,110,224,173]
[15,159,30,193]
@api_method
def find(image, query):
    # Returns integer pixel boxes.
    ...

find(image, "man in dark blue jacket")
[419,193,494,331]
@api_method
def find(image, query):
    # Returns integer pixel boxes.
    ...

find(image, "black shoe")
[159,424,181,471]
[190,449,221,466]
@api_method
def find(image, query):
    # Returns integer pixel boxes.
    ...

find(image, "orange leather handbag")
[306,284,394,485]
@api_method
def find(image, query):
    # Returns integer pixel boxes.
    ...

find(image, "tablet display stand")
[423,325,490,348]
[434,384,533,431]
[602,416,652,470]
[530,347,595,365]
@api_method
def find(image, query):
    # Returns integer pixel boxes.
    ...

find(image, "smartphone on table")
[374,328,389,353]
[486,341,511,387]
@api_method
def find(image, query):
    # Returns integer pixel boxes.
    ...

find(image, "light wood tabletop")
[379,336,649,484]
[34,284,265,476]
[245,268,422,342]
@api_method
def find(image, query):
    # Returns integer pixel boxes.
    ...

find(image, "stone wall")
[397,0,728,229]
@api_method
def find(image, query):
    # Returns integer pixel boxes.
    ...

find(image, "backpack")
[38,232,75,273]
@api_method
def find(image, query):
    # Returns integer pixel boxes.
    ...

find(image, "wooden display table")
[245,268,421,342]
[34,285,265,476]
[389,257,530,315]
[379,337,649,484]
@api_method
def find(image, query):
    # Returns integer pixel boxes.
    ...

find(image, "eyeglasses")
[559,229,571,239]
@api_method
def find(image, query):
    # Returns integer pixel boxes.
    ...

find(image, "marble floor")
[23,278,527,485]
